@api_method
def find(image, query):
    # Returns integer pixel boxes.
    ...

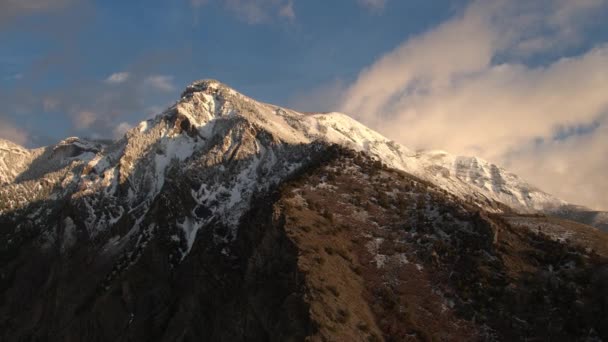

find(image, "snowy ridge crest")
[0,79,595,261]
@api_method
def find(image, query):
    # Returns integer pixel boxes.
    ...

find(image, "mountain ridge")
[0,79,603,231]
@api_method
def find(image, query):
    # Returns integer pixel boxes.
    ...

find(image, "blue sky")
[0,0,464,144]
[1,0,608,210]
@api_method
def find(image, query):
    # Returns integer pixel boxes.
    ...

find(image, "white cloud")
[144,75,176,92]
[505,118,608,210]
[113,122,132,139]
[0,118,28,146]
[508,0,608,55]
[73,110,97,130]
[105,72,130,84]
[335,0,608,210]
[279,0,295,21]
[344,47,608,160]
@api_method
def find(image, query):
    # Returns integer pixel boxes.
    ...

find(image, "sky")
[1,0,608,210]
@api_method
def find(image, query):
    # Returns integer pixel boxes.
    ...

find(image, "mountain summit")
[1,80,607,341]
[1,80,604,230]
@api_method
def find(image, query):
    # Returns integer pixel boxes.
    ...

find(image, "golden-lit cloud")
[72,110,97,130]
[337,0,608,209]
[0,118,29,146]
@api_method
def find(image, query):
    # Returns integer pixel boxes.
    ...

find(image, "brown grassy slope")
[273,150,608,341]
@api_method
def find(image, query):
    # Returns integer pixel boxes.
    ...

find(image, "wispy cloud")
[144,75,176,92]
[191,0,296,24]
[105,72,130,84]
[191,0,387,21]
[278,0,295,21]
[331,0,608,209]
[72,110,97,130]
[0,67,179,146]
[0,118,29,146]
[112,122,132,139]
[505,119,608,211]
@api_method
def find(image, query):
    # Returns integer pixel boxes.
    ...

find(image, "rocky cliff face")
[1,80,607,341]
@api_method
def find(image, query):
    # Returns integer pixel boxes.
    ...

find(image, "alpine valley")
[1,80,607,341]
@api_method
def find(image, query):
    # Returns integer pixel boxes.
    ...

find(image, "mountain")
[1,80,607,341]
[0,138,35,185]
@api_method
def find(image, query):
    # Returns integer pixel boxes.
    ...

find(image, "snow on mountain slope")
[223,93,563,213]
[0,79,601,257]
[0,80,573,216]
[0,139,33,185]
[0,137,108,215]
[182,81,564,212]
[411,150,566,212]
[180,82,565,213]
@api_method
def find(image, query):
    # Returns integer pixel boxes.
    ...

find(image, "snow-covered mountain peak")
[2,79,601,252]
[0,138,28,153]
[412,150,566,211]
[53,137,104,153]
[114,79,568,215]
[0,138,33,185]
[181,79,228,96]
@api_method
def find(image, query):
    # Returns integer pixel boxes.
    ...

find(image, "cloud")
[72,110,97,130]
[508,0,608,56]
[287,78,346,113]
[144,75,176,92]
[344,46,608,160]
[190,0,385,21]
[224,0,285,23]
[278,0,295,21]
[1,68,178,145]
[505,118,608,211]
[334,0,608,209]
[112,122,132,139]
[0,118,29,145]
[105,72,130,84]
[191,0,295,24]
